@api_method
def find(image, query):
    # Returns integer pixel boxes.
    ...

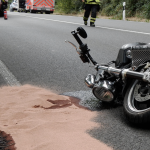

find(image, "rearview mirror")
[77,27,87,39]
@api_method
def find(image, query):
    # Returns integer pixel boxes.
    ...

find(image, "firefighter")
[2,0,7,10]
[82,0,100,27]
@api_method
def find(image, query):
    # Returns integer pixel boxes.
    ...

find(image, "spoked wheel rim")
[127,80,150,112]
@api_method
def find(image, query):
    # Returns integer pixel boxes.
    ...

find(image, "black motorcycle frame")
[67,27,150,124]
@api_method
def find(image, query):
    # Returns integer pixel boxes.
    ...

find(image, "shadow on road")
[87,107,150,150]
[63,90,150,150]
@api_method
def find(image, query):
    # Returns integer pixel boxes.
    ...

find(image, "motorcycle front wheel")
[124,79,150,124]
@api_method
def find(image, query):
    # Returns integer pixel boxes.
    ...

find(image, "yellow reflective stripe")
[90,17,96,22]
[85,2,99,4]
[83,17,88,21]
[85,0,100,4]
[91,17,96,20]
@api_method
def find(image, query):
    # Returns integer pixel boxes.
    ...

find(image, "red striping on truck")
[18,0,55,14]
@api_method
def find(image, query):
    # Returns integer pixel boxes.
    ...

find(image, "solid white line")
[9,13,150,35]
[0,60,21,86]
[96,26,150,35]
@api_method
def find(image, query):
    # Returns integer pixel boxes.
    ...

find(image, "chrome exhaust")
[85,74,95,88]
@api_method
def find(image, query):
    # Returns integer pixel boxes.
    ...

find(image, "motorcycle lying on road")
[66,27,150,125]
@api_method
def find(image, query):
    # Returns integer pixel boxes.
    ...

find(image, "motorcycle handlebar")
[71,30,98,66]
[99,66,150,83]
[70,29,150,83]
[71,31,83,46]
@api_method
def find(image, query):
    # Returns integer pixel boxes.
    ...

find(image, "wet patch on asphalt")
[63,90,113,111]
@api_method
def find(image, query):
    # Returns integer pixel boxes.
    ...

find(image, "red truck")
[0,0,8,16]
[18,0,55,14]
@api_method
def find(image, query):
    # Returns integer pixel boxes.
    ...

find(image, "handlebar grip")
[71,31,83,46]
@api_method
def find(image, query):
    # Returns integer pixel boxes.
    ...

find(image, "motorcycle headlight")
[92,80,115,102]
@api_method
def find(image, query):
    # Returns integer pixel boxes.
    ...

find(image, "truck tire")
[30,9,33,13]
[45,11,50,14]
[124,79,150,125]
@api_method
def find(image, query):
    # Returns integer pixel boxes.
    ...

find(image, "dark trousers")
[83,4,99,23]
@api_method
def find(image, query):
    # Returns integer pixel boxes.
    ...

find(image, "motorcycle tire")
[124,79,150,124]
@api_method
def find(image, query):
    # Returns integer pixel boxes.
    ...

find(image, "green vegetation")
[101,0,150,20]
[8,0,12,5]
[55,0,150,20]
[55,0,83,14]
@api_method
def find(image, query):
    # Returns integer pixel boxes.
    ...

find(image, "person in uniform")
[2,0,8,9]
[82,0,100,27]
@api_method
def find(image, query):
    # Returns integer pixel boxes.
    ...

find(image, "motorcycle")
[66,27,150,125]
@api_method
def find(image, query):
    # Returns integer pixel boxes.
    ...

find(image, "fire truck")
[18,0,55,14]
[0,0,8,16]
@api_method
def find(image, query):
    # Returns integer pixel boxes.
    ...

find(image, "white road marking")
[9,13,150,35]
[96,26,150,35]
[0,60,21,86]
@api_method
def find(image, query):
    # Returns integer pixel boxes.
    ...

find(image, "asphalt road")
[0,12,150,150]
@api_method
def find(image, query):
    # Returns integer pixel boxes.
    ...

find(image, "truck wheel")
[30,9,33,13]
[124,79,150,124]
[45,11,50,14]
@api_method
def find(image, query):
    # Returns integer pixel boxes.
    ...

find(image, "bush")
[56,0,150,20]
[100,0,150,19]
[56,0,82,14]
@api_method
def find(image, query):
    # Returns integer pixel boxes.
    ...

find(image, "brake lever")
[65,40,77,50]
[65,40,83,55]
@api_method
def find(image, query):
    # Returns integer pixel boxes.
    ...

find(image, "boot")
[84,21,87,25]
[90,22,95,27]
